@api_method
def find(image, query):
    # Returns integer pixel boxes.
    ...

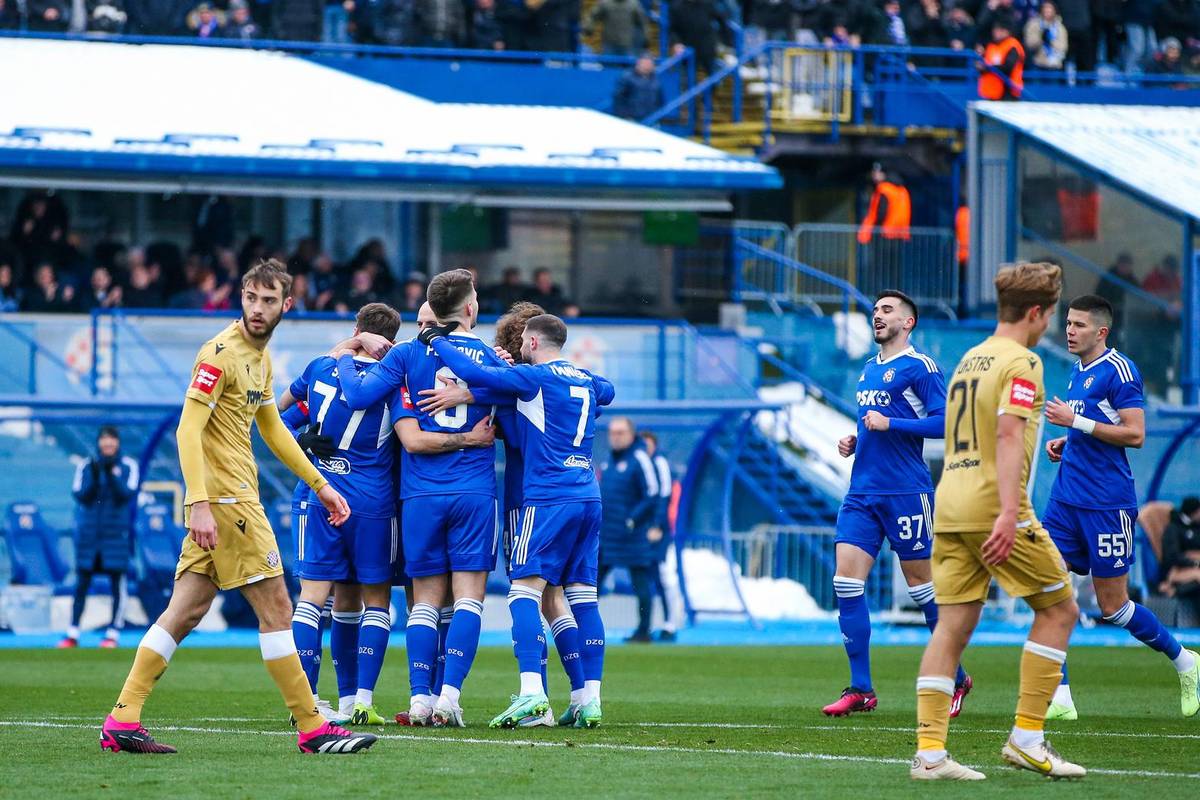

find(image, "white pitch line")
[6,720,1200,780]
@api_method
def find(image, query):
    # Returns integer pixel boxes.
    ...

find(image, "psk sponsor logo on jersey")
[856,389,892,407]
[1068,400,1086,415]
[267,549,280,568]
[564,454,592,469]
[883,368,896,383]
[1009,378,1036,409]
[317,456,352,475]
[1084,375,1095,389]
[191,363,221,394]
[246,389,264,406]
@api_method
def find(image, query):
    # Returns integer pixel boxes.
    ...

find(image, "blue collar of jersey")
[1078,348,1113,371]
[447,329,481,340]
[876,345,916,365]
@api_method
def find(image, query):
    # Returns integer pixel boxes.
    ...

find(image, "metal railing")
[733,236,873,317]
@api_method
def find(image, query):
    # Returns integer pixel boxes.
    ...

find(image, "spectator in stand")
[124,0,190,33]
[221,0,260,38]
[585,0,648,56]
[613,54,664,120]
[309,251,340,308]
[481,266,526,313]
[1095,251,1137,344]
[747,0,795,46]
[880,0,908,45]
[524,0,572,52]
[333,266,381,312]
[290,272,314,312]
[1145,36,1191,83]
[287,236,319,276]
[349,238,394,292]
[0,262,22,313]
[193,195,235,251]
[906,0,949,50]
[976,14,1024,99]
[1159,497,1200,618]
[1093,0,1123,64]
[414,0,466,45]
[824,20,856,46]
[493,0,527,49]
[27,0,69,30]
[79,266,124,311]
[669,0,729,74]
[523,267,567,315]
[10,190,69,274]
[1053,0,1092,72]
[471,0,505,48]
[1143,252,1183,302]
[324,0,353,42]
[273,0,323,40]
[188,3,223,36]
[1156,0,1200,52]
[85,0,129,33]
[1025,1,1068,69]
[1124,0,1161,72]
[562,301,581,318]
[398,271,427,314]
[945,4,976,51]
[122,253,166,309]
[0,0,21,28]
[22,263,76,313]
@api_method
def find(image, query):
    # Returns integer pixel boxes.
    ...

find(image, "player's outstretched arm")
[393,416,497,454]
[336,344,410,410]
[884,412,946,438]
[255,402,332,496]
[428,337,532,396]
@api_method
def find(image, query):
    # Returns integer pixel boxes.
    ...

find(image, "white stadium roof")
[975,102,1200,221]
[0,38,779,208]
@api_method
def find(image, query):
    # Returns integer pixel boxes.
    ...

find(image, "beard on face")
[243,307,284,342]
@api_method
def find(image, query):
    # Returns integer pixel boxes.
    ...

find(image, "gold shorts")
[176,500,283,590]
[932,523,1073,611]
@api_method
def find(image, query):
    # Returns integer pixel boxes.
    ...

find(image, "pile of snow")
[755,382,855,492]
[681,547,831,620]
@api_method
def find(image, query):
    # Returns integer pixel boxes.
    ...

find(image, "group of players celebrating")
[94,256,1198,777]
[99,262,612,755]
[829,263,1199,781]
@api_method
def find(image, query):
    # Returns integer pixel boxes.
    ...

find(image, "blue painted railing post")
[657,322,668,400]
[1184,218,1199,404]
[89,309,99,397]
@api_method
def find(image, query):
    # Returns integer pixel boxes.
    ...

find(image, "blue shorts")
[510,500,602,586]
[835,492,934,561]
[290,500,308,578]
[503,506,521,578]
[402,493,498,578]
[298,508,398,585]
[1042,499,1137,578]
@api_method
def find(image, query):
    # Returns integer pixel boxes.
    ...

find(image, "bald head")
[417,301,437,330]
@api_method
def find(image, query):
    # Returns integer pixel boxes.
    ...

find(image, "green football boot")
[1045,699,1078,721]
[351,702,387,726]
[573,698,602,728]
[489,693,550,729]
[1179,649,1200,718]
[557,703,581,727]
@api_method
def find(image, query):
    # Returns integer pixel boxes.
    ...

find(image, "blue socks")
[566,585,604,702]
[440,598,483,702]
[406,602,439,699]
[432,606,453,697]
[291,600,322,694]
[550,614,585,693]
[330,608,361,708]
[834,576,872,692]
[356,606,391,705]
[540,633,549,694]
[1106,599,1184,660]
[908,581,968,686]
[508,585,546,694]
[1059,660,1070,685]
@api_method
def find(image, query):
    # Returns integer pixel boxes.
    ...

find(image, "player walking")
[911,262,1084,781]
[420,313,614,729]
[99,260,375,755]
[824,290,972,717]
[1041,294,1199,720]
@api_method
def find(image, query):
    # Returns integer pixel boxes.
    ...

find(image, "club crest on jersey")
[883,368,896,383]
[564,455,592,469]
[317,456,352,475]
[266,550,280,568]
[856,389,892,407]
[1084,376,1095,389]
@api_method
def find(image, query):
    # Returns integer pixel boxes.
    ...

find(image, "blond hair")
[995,261,1062,322]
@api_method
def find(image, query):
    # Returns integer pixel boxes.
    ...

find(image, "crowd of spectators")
[0,191,580,318]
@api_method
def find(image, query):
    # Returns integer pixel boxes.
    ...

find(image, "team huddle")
[828,264,1199,781]
[93,257,1198,776]
[99,263,613,755]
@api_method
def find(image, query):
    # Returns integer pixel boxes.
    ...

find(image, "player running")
[419,313,615,729]
[824,290,972,718]
[336,270,505,728]
[1041,294,1199,720]
[100,260,375,755]
[911,262,1084,781]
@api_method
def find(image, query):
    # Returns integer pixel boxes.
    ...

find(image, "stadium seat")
[4,502,70,587]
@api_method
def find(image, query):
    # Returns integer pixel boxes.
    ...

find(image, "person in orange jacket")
[857,163,912,245]
[977,15,1025,100]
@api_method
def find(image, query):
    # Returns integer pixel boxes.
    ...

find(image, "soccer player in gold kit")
[910,262,1085,781]
[99,260,376,755]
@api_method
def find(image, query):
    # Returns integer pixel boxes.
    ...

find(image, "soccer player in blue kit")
[1041,295,1199,720]
[824,291,972,718]
[420,312,615,729]
[335,270,506,728]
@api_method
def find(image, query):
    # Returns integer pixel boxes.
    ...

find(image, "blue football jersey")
[280,400,313,510]
[848,346,946,495]
[428,341,616,506]
[290,355,406,518]
[1049,348,1143,509]
[395,331,505,499]
[496,406,526,511]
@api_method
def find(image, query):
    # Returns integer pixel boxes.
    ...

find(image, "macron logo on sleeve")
[191,363,222,395]
[1009,378,1036,409]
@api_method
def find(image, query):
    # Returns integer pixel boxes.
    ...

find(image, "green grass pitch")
[1,644,1197,798]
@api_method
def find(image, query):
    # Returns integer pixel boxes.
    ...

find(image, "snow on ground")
[682,547,831,620]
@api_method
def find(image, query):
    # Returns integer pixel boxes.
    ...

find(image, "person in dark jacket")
[27,0,70,30]
[273,0,323,40]
[124,0,190,34]
[413,0,465,45]
[640,430,682,642]
[599,417,660,643]
[669,0,729,74]
[523,0,572,52]
[471,0,505,48]
[58,427,139,649]
[612,54,664,121]
[1159,497,1200,619]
